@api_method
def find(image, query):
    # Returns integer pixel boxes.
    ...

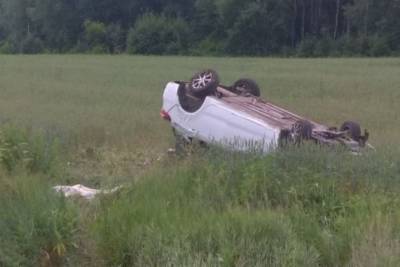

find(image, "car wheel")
[189,69,219,98]
[232,78,261,97]
[340,121,361,141]
[291,120,313,143]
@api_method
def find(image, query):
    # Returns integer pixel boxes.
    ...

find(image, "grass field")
[1,55,400,266]
[1,55,399,149]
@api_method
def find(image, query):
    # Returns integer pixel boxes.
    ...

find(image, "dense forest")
[0,0,399,56]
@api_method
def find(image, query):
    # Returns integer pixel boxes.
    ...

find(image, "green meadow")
[0,55,399,266]
[1,56,399,148]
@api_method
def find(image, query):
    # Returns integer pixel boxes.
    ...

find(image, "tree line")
[0,0,399,56]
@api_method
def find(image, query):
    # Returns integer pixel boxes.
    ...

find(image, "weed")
[91,146,400,266]
[0,125,61,175]
[0,174,78,266]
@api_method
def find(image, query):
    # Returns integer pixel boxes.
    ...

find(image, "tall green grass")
[0,126,76,266]
[0,126,399,266]
[0,124,62,174]
[0,173,78,267]
[91,145,400,266]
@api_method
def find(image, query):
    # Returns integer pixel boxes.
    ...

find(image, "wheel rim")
[192,72,213,90]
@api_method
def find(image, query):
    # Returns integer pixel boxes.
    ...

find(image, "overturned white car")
[161,69,370,153]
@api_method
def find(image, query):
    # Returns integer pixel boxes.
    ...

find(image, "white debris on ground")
[53,184,121,200]
[167,148,176,154]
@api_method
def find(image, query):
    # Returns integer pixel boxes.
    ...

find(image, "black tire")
[291,120,313,143]
[340,121,361,141]
[189,69,219,98]
[232,78,261,97]
[177,83,205,113]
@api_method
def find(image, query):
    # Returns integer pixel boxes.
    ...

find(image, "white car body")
[161,81,369,153]
[162,82,280,153]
